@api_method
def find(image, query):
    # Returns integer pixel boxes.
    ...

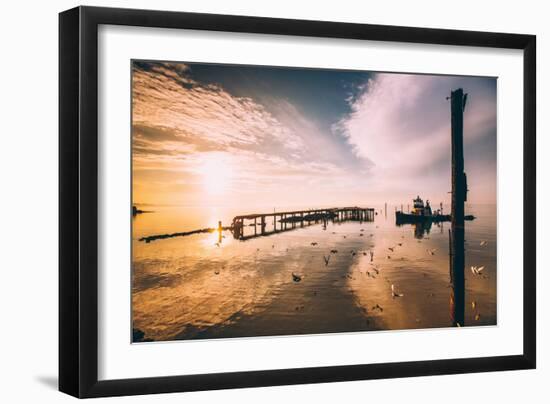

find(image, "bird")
[427,248,436,255]
[311,242,318,246]
[330,249,338,254]
[391,284,404,298]
[323,255,330,266]
[398,243,403,247]
[471,301,477,309]
[292,273,302,282]
[480,240,487,247]
[214,270,220,275]
[475,313,481,321]
[470,266,485,275]
[388,247,394,252]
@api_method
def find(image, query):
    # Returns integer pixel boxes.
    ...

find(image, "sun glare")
[198,154,234,195]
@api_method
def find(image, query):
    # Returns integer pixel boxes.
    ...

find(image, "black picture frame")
[59,6,536,398]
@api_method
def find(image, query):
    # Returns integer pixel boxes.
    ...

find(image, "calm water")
[132,204,496,342]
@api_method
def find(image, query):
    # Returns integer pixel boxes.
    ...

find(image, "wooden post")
[450,88,467,327]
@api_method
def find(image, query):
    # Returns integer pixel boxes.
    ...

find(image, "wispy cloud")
[133,62,304,152]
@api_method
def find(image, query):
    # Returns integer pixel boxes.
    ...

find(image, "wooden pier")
[231,207,375,240]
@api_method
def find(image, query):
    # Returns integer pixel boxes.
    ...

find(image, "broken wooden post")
[450,88,467,327]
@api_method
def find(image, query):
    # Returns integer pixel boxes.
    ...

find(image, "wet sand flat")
[132,204,496,342]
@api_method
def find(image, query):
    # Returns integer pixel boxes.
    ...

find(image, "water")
[132,204,496,342]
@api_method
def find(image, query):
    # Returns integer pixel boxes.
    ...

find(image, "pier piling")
[450,88,468,327]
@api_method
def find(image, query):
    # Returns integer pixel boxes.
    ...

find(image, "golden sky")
[132,61,497,209]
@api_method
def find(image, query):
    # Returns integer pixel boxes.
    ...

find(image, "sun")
[198,154,234,195]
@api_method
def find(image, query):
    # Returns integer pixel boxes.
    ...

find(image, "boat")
[395,196,474,224]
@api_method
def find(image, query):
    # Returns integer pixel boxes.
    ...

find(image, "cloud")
[333,73,497,203]
[132,62,304,152]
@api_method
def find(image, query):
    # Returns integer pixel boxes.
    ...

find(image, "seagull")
[214,270,220,275]
[471,301,477,309]
[292,273,302,282]
[398,243,403,246]
[391,284,404,298]
[311,242,318,246]
[323,255,330,266]
[388,247,394,252]
[427,248,436,255]
[480,240,487,247]
[330,249,338,254]
[470,266,485,275]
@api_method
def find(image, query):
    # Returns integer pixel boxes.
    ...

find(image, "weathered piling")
[449,88,468,327]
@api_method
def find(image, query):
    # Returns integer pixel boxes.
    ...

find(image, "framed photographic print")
[59,6,536,398]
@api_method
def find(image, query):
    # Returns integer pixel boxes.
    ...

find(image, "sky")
[132,61,497,209]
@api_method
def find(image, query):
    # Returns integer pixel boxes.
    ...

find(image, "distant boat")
[395,196,474,224]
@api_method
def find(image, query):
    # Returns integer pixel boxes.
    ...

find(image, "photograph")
[131,60,497,343]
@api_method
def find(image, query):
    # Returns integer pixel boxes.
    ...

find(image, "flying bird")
[292,273,302,282]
